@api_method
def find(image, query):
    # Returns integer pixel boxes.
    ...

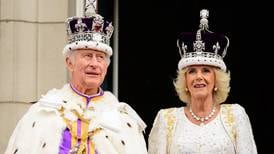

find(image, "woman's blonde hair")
[173,67,230,104]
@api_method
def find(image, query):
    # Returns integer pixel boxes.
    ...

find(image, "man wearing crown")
[5,1,148,154]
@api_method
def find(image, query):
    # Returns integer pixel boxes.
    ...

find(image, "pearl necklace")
[189,105,216,126]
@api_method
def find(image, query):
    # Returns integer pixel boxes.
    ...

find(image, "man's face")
[66,49,109,92]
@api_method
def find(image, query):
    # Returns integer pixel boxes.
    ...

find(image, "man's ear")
[66,57,74,72]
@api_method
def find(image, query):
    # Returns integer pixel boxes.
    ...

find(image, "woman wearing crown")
[148,9,257,154]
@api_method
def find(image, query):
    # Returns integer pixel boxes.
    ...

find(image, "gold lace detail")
[163,108,176,151]
[222,104,236,144]
[58,106,101,154]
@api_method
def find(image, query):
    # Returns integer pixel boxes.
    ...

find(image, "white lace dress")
[173,108,235,154]
[148,104,257,154]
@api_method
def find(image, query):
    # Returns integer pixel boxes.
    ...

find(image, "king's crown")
[63,0,114,56]
[66,14,113,46]
[177,9,229,71]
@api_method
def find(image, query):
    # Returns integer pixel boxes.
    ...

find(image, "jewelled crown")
[177,9,229,71]
[63,0,114,56]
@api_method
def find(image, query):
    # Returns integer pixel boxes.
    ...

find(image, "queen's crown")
[177,9,229,71]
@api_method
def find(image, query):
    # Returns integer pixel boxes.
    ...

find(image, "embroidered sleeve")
[148,108,176,154]
[233,104,257,154]
[148,109,167,154]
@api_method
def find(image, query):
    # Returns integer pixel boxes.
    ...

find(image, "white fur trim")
[99,109,122,132]
[118,102,147,132]
[63,41,113,56]
[39,88,63,109]
[178,56,226,71]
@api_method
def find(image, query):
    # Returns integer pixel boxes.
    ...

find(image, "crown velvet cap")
[63,7,114,57]
[177,9,229,71]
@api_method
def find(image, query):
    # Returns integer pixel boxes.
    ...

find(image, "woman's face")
[185,65,215,99]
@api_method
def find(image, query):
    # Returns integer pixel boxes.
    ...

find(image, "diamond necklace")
[189,105,216,126]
